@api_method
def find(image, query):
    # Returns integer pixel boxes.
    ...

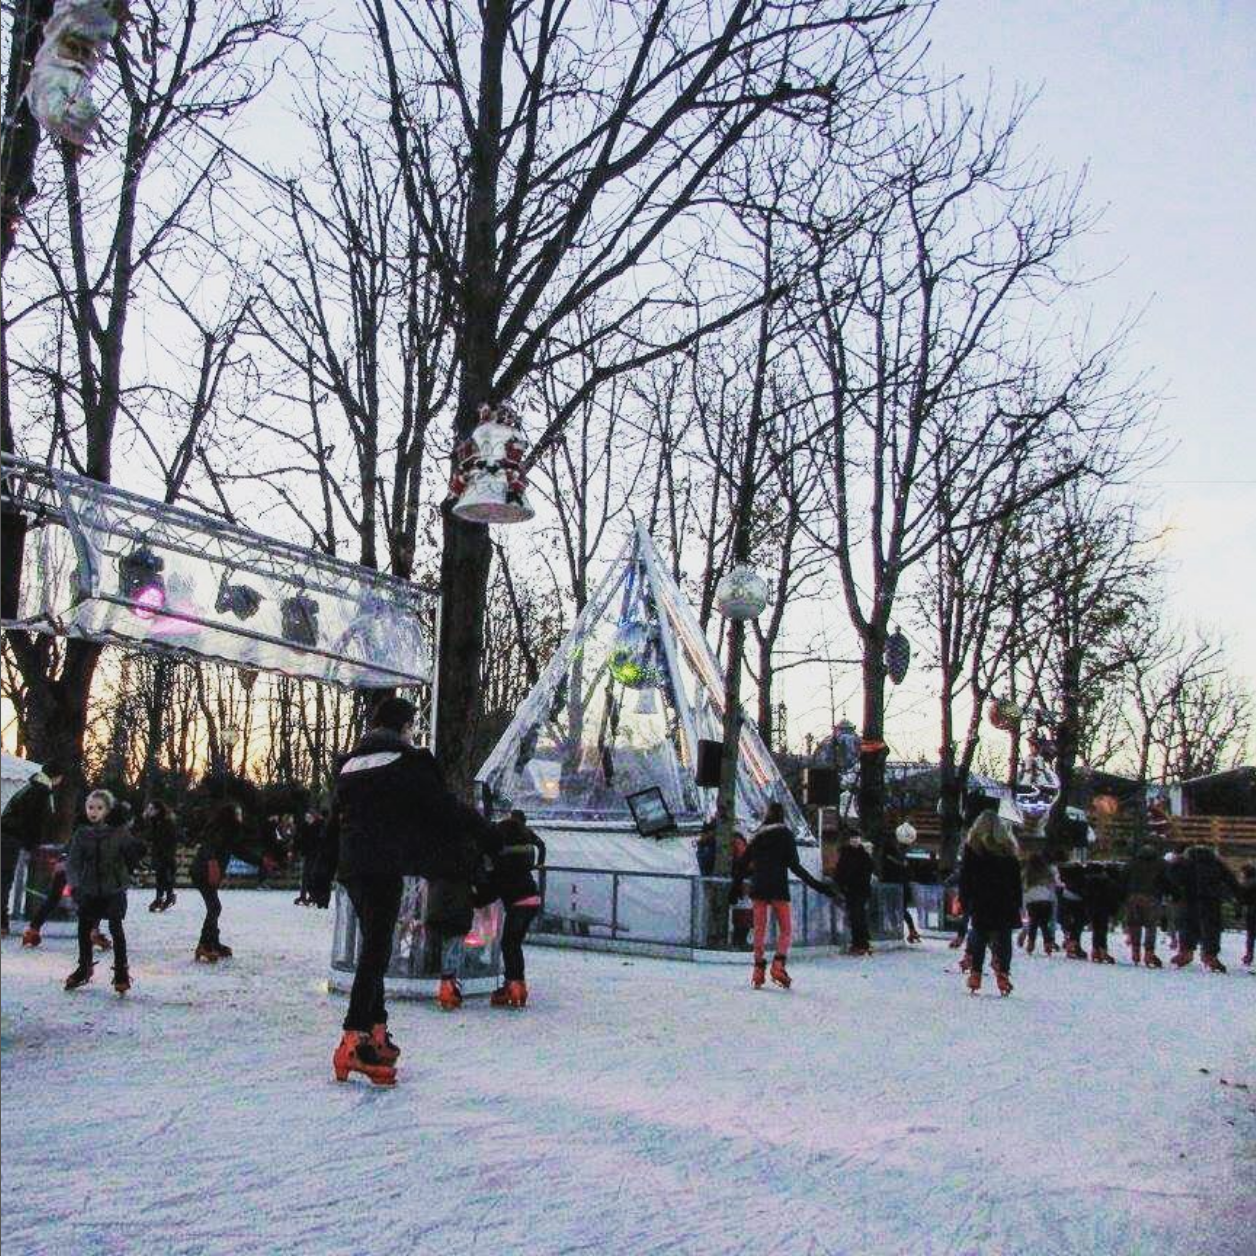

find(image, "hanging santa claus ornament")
[28,0,119,150]
[885,627,910,685]
[450,399,535,524]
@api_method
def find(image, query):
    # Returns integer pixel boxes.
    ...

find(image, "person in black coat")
[1,759,64,934]
[293,809,325,906]
[1056,861,1089,959]
[834,833,875,956]
[482,810,546,1008]
[318,697,498,1086]
[1174,844,1241,973]
[1083,862,1124,964]
[732,802,833,988]
[191,801,264,963]
[958,812,1023,995]
[882,826,922,945]
[143,801,179,912]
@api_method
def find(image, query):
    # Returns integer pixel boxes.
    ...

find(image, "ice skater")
[1,758,63,936]
[882,821,923,945]
[1021,852,1058,955]
[1084,862,1122,964]
[487,809,546,1009]
[63,790,144,994]
[190,802,260,963]
[1122,842,1167,967]
[1173,844,1240,973]
[958,811,1022,996]
[143,800,179,912]
[834,831,875,956]
[733,802,834,988]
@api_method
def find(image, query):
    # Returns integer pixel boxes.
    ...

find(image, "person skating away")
[1084,862,1122,964]
[1021,853,1059,956]
[1123,842,1168,967]
[313,697,497,1087]
[1161,848,1192,961]
[20,842,110,949]
[143,801,179,912]
[293,808,325,906]
[958,812,1022,996]
[486,809,546,1008]
[62,790,144,993]
[834,832,875,957]
[1174,844,1241,973]
[882,823,923,944]
[1,759,64,936]
[733,802,835,988]
[1056,861,1088,959]
[190,802,262,963]
[1237,864,1256,968]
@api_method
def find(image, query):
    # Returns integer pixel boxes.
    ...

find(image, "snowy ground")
[2,893,1253,1256]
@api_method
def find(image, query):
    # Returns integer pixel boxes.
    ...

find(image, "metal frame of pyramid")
[476,524,816,846]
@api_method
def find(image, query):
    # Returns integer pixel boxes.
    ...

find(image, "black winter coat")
[322,730,497,886]
[489,817,546,905]
[834,842,874,900]
[192,816,258,887]
[67,823,145,899]
[958,847,1023,931]
[734,823,828,903]
[1084,865,1124,918]
[1,775,55,855]
[1183,846,1241,903]
[1123,849,1167,900]
[146,813,179,865]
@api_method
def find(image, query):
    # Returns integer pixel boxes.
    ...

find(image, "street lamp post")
[221,725,240,778]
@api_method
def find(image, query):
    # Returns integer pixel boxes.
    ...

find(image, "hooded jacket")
[958,845,1024,931]
[67,823,144,899]
[734,822,829,903]
[322,729,496,886]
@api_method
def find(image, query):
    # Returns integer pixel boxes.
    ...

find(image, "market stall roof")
[1,453,435,688]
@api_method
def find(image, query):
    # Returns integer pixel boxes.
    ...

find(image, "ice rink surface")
[2,891,1253,1256]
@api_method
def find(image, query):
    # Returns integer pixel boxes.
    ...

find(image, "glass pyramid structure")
[477,525,815,846]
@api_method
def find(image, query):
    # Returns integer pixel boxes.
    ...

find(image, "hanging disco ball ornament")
[608,620,655,689]
[885,627,911,685]
[715,565,769,620]
[988,697,1022,733]
[450,399,535,524]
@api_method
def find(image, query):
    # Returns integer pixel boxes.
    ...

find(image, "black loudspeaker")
[696,739,722,787]
[803,766,838,806]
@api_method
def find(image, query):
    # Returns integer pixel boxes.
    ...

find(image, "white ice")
[2,892,1253,1256]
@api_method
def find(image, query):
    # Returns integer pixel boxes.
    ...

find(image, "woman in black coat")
[144,801,179,912]
[958,812,1023,996]
[732,801,833,989]
[485,810,546,1008]
[191,802,258,962]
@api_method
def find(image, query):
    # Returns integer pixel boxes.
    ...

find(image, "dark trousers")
[154,857,176,901]
[968,926,1012,974]
[343,877,403,1032]
[1198,899,1224,957]
[1090,911,1111,953]
[197,886,222,947]
[1,846,18,930]
[30,868,68,930]
[1245,904,1255,956]
[78,892,128,974]
[501,904,538,981]
[1059,898,1086,945]
[847,893,870,949]
[1026,901,1054,947]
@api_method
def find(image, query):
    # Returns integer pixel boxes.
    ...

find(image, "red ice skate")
[21,926,41,948]
[1171,948,1195,969]
[437,976,463,1011]
[113,968,131,995]
[1201,953,1227,974]
[994,968,1013,997]
[1064,939,1085,960]
[333,1031,396,1087]
[194,943,219,963]
[751,958,767,988]
[504,979,527,1007]
[1144,950,1163,969]
[64,964,94,990]
[212,943,233,959]
[371,1024,400,1064]
[966,970,982,995]
[769,955,792,989]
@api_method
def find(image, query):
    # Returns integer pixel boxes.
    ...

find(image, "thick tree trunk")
[1045,645,1082,858]
[858,638,889,857]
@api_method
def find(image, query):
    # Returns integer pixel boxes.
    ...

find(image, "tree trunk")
[858,637,889,857]
[1045,644,1083,858]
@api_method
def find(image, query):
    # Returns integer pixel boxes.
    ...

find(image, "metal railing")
[532,864,904,953]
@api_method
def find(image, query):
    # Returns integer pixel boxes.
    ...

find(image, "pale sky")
[831,0,1256,764]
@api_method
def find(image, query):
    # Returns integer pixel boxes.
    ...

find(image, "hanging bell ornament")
[885,628,911,685]
[450,399,535,524]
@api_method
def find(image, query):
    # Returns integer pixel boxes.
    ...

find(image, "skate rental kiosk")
[474,526,901,961]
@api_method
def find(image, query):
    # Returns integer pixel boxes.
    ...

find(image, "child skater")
[487,809,546,1009]
[733,801,835,989]
[1021,852,1058,955]
[63,789,144,994]
[958,811,1022,996]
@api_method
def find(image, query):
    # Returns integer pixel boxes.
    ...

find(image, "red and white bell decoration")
[450,400,535,525]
